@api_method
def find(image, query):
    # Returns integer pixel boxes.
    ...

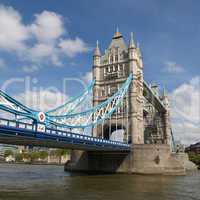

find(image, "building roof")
[109,29,127,51]
[93,40,101,56]
[191,142,200,148]
[112,27,123,39]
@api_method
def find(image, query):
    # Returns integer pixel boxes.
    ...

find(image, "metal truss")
[0,74,132,132]
[47,74,132,129]
[0,90,38,120]
[46,80,95,116]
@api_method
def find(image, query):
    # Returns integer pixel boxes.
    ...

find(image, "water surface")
[0,164,199,200]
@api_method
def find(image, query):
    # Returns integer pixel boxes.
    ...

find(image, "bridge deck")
[0,118,130,152]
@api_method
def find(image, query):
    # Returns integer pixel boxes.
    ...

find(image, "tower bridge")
[0,30,196,175]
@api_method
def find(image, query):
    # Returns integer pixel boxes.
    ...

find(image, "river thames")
[0,164,199,200]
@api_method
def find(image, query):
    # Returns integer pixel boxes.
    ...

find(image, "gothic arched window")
[110,55,113,63]
[115,55,118,62]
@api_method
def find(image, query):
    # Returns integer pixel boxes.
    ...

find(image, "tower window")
[110,85,117,95]
[115,55,118,62]
[108,85,111,95]
[119,64,123,71]
[113,65,116,72]
[101,89,105,97]
[110,55,113,63]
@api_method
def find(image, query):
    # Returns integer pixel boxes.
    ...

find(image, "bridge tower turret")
[162,90,171,145]
[93,40,101,66]
[128,33,144,144]
[93,40,101,80]
[92,30,144,145]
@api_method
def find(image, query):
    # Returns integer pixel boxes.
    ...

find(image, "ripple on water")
[0,164,199,200]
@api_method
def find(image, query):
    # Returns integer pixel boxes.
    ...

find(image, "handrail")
[0,117,129,147]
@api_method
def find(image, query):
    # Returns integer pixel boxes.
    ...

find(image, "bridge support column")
[132,144,186,175]
[128,47,145,145]
[65,144,196,175]
[65,150,132,173]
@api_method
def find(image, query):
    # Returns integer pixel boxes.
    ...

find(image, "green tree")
[55,149,69,156]
[30,152,39,162]
[15,153,23,162]
[22,152,31,161]
[38,151,48,160]
[50,149,69,164]
[188,152,200,167]
[4,149,14,158]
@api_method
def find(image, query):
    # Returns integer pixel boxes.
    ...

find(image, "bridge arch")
[102,123,127,142]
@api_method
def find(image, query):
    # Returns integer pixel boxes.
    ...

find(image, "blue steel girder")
[0,90,38,121]
[46,74,133,129]
[46,80,95,116]
[0,118,130,151]
[0,74,132,132]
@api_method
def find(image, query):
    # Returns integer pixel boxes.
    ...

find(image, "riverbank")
[2,149,70,165]
[187,153,200,169]
[0,161,65,166]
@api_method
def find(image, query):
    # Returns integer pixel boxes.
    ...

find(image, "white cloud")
[164,61,185,73]
[59,37,90,57]
[51,54,63,67]
[28,43,54,60]
[22,65,40,73]
[15,90,68,112]
[0,58,6,69]
[82,71,92,83]
[170,76,200,145]
[0,5,90,69]
[27,43,63,67]
[0,5,29,51]
[30,11,64,43]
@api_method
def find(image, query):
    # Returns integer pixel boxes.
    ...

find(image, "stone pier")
[65,144,197,175]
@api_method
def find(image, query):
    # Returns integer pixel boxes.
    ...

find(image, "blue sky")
[0,0,199,90]
[0,0,199,144]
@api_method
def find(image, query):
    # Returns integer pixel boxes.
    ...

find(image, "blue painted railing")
[0,118,130,151]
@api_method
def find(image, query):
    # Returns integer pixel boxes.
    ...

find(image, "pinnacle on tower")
[137,41,140,49]
[94,40,101,56]
[163,87,168,97]
[136,41,142,57]
[113,26,122,39]
[162,87,169,107]
[128,32,136,49]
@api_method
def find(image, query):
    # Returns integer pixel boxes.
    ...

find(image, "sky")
[0,0,199,144]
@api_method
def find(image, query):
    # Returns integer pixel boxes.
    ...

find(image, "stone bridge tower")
[65,30,195,175]
[92,29,144,144]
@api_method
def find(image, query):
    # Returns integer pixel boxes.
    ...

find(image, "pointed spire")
[163,86,168,97]
[94,40,101,56]
[136,41,142,57]
[116,26,119,33]
[137,41,140,49]
[129,32,136,49]
[162,87,169,107]
[113,26,122,39]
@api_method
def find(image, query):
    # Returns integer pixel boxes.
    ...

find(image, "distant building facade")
[186,142,200,154]
[0,144,20,156]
